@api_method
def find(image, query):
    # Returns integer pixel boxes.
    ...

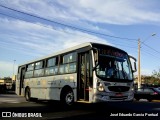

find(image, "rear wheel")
[25,88,31,101]
[61,90,74,106]
[25,88,37,102]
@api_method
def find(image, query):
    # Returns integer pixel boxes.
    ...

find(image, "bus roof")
[19,42,126,66]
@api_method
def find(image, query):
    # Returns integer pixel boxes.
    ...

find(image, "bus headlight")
[97,83,105,92]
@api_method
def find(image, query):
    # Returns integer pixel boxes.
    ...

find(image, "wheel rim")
[65,91,74,105]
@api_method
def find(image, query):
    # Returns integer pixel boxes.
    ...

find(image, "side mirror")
[129,55,137,73]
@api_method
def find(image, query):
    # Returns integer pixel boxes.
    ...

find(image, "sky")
[0,0,160,77]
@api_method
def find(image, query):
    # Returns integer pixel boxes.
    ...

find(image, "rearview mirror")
[129,55,137,73]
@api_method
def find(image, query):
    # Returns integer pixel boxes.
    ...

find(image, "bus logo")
[2,112,11,117]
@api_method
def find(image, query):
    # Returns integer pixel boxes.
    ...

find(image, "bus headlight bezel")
[97,83,105,92]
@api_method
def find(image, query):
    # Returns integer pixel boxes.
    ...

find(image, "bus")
[16,42,136,105]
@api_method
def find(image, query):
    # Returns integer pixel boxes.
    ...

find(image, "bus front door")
[78,52,91,101]
[19,67,25,95]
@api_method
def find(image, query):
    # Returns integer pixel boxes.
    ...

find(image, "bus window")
[25,63,34,78]
[34,61,44,77]
[35,61,44,69]
[62,52,77,74]
[27,63,34,71]
[47,58,56,67]
[69,63,76,73]
[64,64,69,73]
[45,57,58,76]
[45,66,58,76]
[59,65,64,74]
[63,52,76,63]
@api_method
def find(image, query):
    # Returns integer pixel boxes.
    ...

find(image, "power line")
[2,5,160,72]
[2,4,159,55]
[141,33,156,44]
[0,4,137,41]
[0,12,137,49]
[142,42,160,55]
[141,49,160,64]
[112,43,137,49]
[141,49,160,60]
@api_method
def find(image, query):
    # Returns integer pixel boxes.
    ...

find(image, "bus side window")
[25,63,34,78]
[34,61,44,77]
[45,57,58,76]
[59,65,65,74]
[59,52,77,74]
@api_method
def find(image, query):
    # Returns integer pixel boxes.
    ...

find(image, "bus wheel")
[25,88,31,101]
[61,90,74,106]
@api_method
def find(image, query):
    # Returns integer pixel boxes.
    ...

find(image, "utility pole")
[137,33,156,89]
[12,60,16,84]
[138,39,141,89]
[13,60,16,76]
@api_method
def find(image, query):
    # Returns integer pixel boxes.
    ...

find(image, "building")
[0,77,12,89]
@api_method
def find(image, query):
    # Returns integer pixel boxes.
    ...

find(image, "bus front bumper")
[94,92,134,102]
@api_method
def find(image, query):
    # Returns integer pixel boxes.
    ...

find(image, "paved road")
[0,94,26,104]
[0,94,160,120]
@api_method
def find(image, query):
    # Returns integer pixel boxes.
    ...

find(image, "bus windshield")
[95,51,133,81]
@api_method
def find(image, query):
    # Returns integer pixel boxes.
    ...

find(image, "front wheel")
[61,90,74,106]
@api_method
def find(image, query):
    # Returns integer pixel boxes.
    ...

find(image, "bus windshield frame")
[93,45,133,82]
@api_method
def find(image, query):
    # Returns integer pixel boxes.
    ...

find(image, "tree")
[152,68,160,79]
[152,68,160,85]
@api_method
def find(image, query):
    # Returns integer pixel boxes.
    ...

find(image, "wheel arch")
[60,85,76,101]
[25,86,30,96]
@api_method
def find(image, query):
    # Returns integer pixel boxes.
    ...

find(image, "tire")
[61,90,74,106]
[25,88,38,102]
[25,88,31,101]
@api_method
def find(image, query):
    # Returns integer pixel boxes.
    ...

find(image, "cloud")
[57,0,160,25]
[0,17,111,77]
[0,18,111,57]
[1,0,159,77]
[1,0,160,25]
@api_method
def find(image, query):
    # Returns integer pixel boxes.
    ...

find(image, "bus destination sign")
[99,48,125,58]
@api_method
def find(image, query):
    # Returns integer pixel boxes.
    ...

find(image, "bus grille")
[108,86,130,92]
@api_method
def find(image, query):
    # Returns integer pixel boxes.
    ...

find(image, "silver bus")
[16,42,136,105]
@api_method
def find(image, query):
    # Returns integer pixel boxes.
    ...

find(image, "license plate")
[116,93,123,97]
[113,83,127,86]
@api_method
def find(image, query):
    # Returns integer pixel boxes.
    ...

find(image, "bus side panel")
[24,78,47,99]
[15,80,19,95]
[24,73,77,101]
[46,73,77,101]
